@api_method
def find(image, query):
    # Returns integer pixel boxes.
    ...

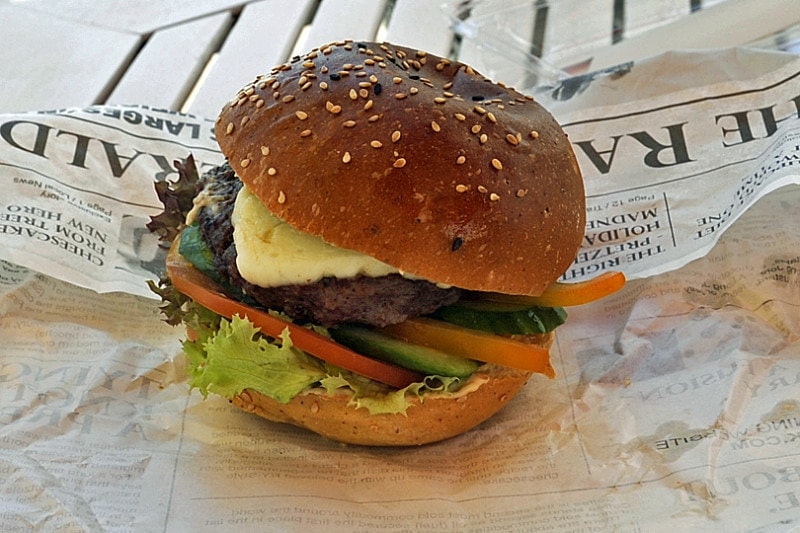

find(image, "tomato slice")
[166,241,423,389]
[380,317,555,378]
[476,271,626,308]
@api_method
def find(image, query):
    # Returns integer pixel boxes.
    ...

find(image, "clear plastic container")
[442,0,592,90]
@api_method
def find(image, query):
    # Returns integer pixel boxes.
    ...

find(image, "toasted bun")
[216,41,584,296]
[230,333,553,446]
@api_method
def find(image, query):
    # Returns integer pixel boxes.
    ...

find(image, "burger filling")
[193,162,461,327]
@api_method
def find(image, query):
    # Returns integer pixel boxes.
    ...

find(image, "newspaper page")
[1,49,799,532]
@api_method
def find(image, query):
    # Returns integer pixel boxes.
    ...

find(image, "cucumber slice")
[330,325,478,378]
[433,303,567,335]
[179,224,219,281]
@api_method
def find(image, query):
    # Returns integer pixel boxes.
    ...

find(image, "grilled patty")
[195,163,461,327]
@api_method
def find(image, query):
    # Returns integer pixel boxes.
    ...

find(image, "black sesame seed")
[451,237,464,252]
[471,95,485,101]
[373,83,383,95]
[409,74,420,80]
[330,73,341,81]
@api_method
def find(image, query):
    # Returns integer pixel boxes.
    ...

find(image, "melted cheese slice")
[232,185,401,288]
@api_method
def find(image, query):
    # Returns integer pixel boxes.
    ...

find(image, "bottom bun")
[230,333,553,446]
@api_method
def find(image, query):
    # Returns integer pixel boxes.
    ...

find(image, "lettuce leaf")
[183,314,468,415]
[147,155,200,246]
[188,315,326,404]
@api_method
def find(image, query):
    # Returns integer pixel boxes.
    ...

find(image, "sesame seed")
[359,81,372,88]
[471,124,481,134]
[491,158,503,170]
[342,151,351,163]
[443,91,455,98]
[434,97,446,104]
[487,112,497,123]
[261,146,270,156]
[477,185,488,193]
[363,100,374,111]
[443,81,453,90]
[359,88,369,98]
[480,134,488,144]
[300,129,312,137]
[370,140,383,148]
[490,193,500,201]
[349,89,358,100]
[295,110,308,120]
[393,76,402,84]
[226,122,234,135]
[456,155,466,165]
[320,81,329,90]
[282,95,295,103]
[410,87,419,95]
[516,189,528,198]
[325,101,334,111]
[454,113,466,121]
[474,105,486,115]
[431,121,441,132]
[277,191,286,204]
[298,76,308,85]
[393,158,406,168]
[391,130,401,142]
[455,184,468,192]
[303,60,315,68]
[301,81,312,90]
[268,167,277,176]
[395,93,407,100]
[368,114,380,122]
[255,99,265,108]
[240,158,251,168]
[530,130,540,139]
[330,104,342,114]
[506,133,519,145]
[343,120,356,128]
[369,74,378,83]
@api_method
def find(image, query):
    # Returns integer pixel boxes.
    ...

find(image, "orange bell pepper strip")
[477,271,626,308]
[380,317,555,378]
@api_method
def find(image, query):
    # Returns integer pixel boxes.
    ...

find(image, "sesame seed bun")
[216,41,584,296]
[231,344,550,447]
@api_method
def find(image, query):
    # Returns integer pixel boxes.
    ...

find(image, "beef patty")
[194,163,461,327]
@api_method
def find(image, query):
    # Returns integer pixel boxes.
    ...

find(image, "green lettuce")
[183,314,467,415]
[187,315,326,403]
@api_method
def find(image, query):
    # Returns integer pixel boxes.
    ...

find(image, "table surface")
[4,0,800,121]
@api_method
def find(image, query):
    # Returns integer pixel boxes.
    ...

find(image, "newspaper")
[1,49,799,532]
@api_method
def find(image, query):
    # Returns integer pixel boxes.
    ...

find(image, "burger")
[148,41,624,446]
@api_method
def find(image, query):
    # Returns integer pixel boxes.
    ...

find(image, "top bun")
[216,41,584,296]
